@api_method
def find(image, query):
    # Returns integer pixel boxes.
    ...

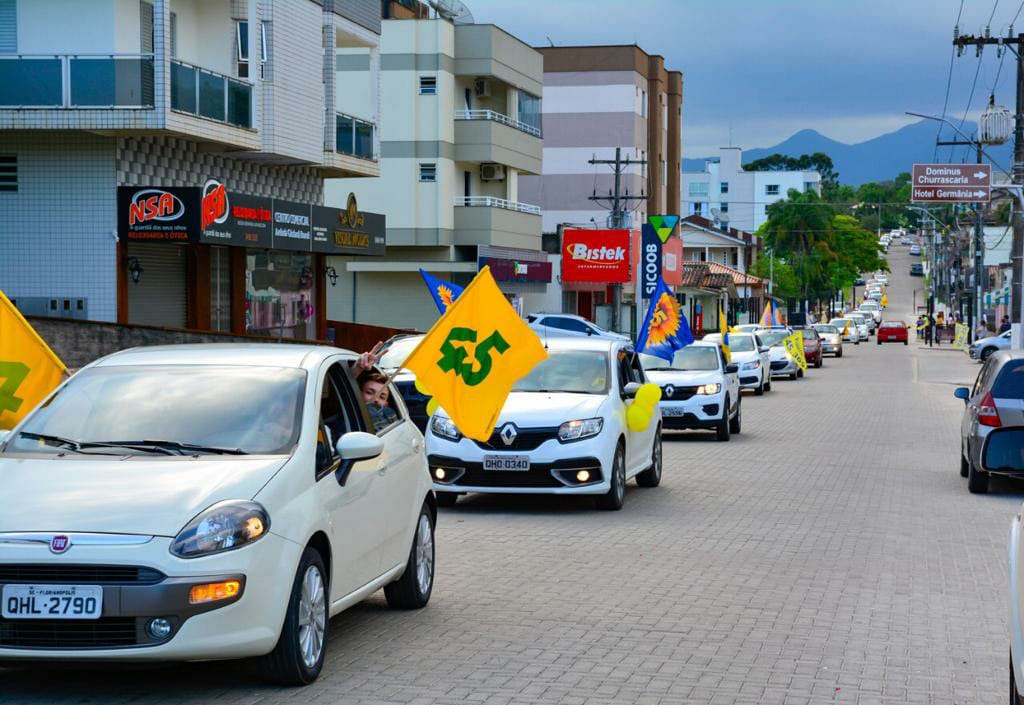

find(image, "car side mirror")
[585,328,594,336]
[622,382,642,398]
[953,387,970,403]
[333,431,384,486]
[759,346,770,354]
[725,363,739,374]
[980,428,1024,472]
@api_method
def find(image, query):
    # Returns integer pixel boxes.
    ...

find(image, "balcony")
[0,54,154,108]
[170,59,252,129]
[454,197,542,250]
[335,113,376,161]
[454,110,542,175]
[456,109,540,137]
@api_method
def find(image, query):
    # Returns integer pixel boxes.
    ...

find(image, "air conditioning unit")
[480,163,505,181]
[474,78,491,97]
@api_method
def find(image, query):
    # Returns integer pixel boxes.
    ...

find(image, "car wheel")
[385,504,435,609]
[596,444,626,510]
[755,378,764,396]
[262,547,329,686]
[815,357,823,368]
[715,399,731,442]
[903,340,908,346]
[789,371,797,380]
[764,376,772,392]
[435,492,459,508]
[729,398,741,434]
[877,339,881,346]
[982,347,997,361]
[837,349,843,358]
[796,368,804,379]
[635,428,662,488]
[967,454,990,494]
[855,340,860,345]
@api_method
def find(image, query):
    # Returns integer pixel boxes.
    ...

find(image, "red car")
[877,320,908,345]
[794,326,823,368]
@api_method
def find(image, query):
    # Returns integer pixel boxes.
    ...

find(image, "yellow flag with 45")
[402,267,547,441]
[782,331,807,371]
[0,291,67,430]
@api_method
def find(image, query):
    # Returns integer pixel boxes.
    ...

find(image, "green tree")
[748,257,800,300]
[757,189,837,301]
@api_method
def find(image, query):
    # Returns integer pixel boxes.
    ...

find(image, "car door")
[624,349,658,474]
[963,361,991,447]
[993,359,1024,427]
[720,347,739,411]
[755,335,770,382]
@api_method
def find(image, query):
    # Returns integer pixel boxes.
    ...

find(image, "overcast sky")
[469,0,1015,157]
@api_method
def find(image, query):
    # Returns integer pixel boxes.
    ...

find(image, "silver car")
[955,351,1024,493]
[969,330,1012,361]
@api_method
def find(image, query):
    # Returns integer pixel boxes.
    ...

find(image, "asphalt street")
[0,246,1014,705]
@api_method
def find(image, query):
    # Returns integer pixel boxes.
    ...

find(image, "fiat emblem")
[499,423,518,446]
[49,535,71,554]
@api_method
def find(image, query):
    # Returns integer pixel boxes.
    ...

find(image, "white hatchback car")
[643,342,742,441]
[703,332,771,395]
[755,328,804,380]
[0,344,435,685]
[830,318,862,345]
[425,337,661,511]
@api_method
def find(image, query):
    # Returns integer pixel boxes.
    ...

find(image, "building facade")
[325,12,546,330]
[0,0,382,339]
[683,147,821,233]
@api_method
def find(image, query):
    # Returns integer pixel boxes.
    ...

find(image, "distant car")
[734,324,762,334]
[875,274,888,285]
[970,330,1012,361]
[854,277,865,286]
[642,342,742,441]
[703,332,771,395]
[756,328,804,380]
[909,245,922,256]
[910,262,924,276]
[812,324,843,357]
[526,313,628,340]
[876,320,908,345]
[829,318,861,344]
[380,334,429,432]
[845,312,871,339]
[954,351,1024,493]
[858,301,882,324]
[792,326,824,368]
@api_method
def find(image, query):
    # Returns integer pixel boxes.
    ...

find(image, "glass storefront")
[245,250,316,340]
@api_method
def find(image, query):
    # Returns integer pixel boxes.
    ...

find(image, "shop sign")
[561,229,630,283]
[478,256,552,283]
[311,193,386,256]
[640,224,662,298]
[199,180,274,248]
[117,186,200,243]
[272,199,313,252]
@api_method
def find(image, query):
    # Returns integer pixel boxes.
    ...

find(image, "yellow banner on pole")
[0,291,67,430]
[782,332,807,371]
[954,323,969,350]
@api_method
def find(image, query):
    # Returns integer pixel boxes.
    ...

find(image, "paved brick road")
[1,247,1017,704]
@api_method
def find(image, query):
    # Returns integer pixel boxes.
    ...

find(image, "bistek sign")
[911,163,991,203]
[561,229,631,283]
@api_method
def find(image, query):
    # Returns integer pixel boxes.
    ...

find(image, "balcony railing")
[170,59,251,129]
[455,196,541,215]
[336,113,376,161]
[455,109,541,138]
[0,54,154,108]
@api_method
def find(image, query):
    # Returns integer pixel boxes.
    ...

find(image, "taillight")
[977,392,1002,427]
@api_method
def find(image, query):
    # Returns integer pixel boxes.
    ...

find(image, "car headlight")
[695,383,721,395]
[741,360,760,370]
[558,417,603,442]
[430,415,462,441]
[170,501,270,558]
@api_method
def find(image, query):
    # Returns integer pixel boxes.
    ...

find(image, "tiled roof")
[680,263,710,288]
[705,261,765,286]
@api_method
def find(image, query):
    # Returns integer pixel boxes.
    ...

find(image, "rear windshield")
[993,360,1024,399]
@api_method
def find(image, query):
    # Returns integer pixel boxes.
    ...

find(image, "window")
[517,91,542,132]
[641,90,647,117]
[541,316,589,333]
[0,155,16,192]
[720,181,729,194]
[169,12,177,58]
[419,163,437,182]
[0,0,16,54]
[419,76,437,95]
[765,184,780,196]
[688,182,708,197]
[236,21,249,77]
[691,202,702,214]
[720,202,728,213]
[259,21,269,79]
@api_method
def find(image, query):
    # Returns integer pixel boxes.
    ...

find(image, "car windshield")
[4,365,307,456]
[881,322,902,328]
[727,335,755,352]
[378,335,425,369]
[861,303,878,310]
[830,319,850,329]
[758,331,789,346]
[798,329,819,339]
[643,346,720,371]
[512,350,609,394]
[814,325,838,334]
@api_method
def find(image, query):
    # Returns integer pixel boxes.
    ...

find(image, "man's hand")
[355,341,384,372]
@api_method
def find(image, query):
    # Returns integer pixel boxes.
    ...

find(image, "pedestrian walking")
[927,313,936,347]
[916,315,925,343]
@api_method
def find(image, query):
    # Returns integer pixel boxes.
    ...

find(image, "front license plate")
[661,406,687,417]
[483,455,530,471]
[2,584,103,620]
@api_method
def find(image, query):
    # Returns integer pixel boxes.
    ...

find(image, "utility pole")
[588,147,647,334]
[955,30,1024,346]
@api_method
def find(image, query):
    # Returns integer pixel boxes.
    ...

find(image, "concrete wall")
[18,0,117,53]
[170,0,234,76]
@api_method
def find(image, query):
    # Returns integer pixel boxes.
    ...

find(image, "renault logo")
[499,423,518,446]
[664,385,675,398]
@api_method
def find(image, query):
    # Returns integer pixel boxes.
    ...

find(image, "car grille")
[0,617,139,648]
[455,467,563,488]
[661,385,698,401]
[473,427,560,451]
[0,564,165,585]
[770,360,789,371]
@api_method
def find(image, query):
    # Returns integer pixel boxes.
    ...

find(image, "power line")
[937,0,967,160]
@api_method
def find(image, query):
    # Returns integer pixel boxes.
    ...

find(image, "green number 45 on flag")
[0,361,30,416]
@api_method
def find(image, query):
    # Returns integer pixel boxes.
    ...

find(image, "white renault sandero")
[425,337,662,511]
[0,344,435,685]
[702,332,771,395]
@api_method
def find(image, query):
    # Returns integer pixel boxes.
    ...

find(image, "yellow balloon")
[425,398,439,416]
[626,403,650,432]
[414,378,431,396]
[635,382,662,408]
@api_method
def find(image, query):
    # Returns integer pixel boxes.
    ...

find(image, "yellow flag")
[0,291,66,430]
[782,332,807,371]
[717,305,732,363]
[881,293,889,307]
[402,267,547,441]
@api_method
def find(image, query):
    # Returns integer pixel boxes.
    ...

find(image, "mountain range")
[682,120,1013,186]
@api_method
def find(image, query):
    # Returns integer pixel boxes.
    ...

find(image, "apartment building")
[325,7,545,330]
[683,147,822,233]
[0,0,383,340]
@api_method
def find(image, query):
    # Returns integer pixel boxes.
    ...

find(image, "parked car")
[970,330,1012,361]
[703,332,771,395]
[1002,427,1024,701]
[909,244,922,256]
[954,351,1024,493]
[845,313,871,340]
[792,326,823,368]
[829,318,861,344]
[380,334,429,432]
[812,324,844,357]
[526,313,628,340]
[0,344,436,684]
[854,277,865,286]
[909,262,924,276]
[756,328,804,380]
[876,320,908,345]
[426,337,661,510]
[642,341,741,441]
[875,274,888,285]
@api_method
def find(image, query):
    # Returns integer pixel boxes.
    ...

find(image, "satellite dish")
[719,212,730,224]
[709,207,720,224]
[428,0,475,23]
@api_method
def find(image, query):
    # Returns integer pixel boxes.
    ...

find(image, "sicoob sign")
[561,229,631,283]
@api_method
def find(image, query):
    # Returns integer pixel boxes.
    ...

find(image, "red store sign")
[561,229,631,283]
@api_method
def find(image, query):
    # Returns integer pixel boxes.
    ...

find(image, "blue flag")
[419,269,464,314]
[636,277,693,362]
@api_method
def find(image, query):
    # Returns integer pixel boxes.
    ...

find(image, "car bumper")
[969,347,980,359]
[658,393,725,429]
[0,533,300,661]
[878,335,906,343]
[737,367,763,388]
[769,358,798,377]
[821,342,840,355]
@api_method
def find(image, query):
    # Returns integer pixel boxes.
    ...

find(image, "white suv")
[426,337,662,511]
[526,313,628,340]
[642,341,742,441]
